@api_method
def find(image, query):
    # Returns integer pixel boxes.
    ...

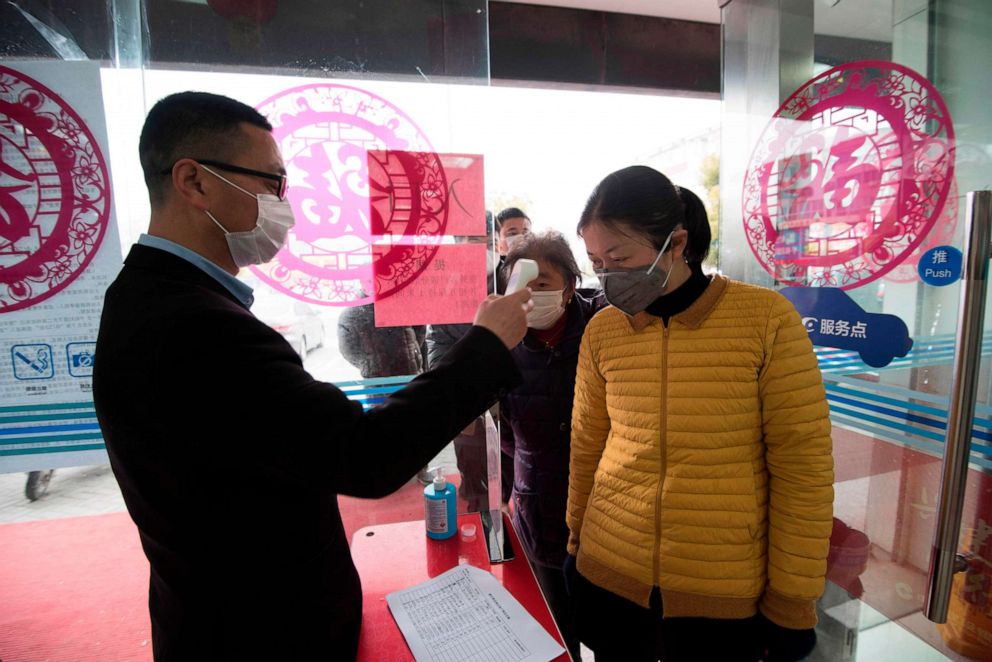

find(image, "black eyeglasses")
[161,159,288,200]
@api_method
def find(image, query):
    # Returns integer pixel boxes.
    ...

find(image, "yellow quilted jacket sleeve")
[758,293,834,629]
[566,319,610,555]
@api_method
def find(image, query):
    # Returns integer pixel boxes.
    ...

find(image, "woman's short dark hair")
[577,165,711,265]
[502,230,581,290]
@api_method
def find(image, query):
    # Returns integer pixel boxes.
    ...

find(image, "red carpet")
[0,512,151,662]
[0,475,463,662]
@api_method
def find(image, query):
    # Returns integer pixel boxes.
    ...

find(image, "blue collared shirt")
[137,234,254,308]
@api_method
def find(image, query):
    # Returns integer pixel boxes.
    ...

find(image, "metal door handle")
[925,190,992,622]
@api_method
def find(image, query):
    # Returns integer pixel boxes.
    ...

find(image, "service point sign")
[781,286,913,368]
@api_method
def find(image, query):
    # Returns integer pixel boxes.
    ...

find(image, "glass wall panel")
[722,0,992,659]
[1,0,512,535]
[1,3,725,658]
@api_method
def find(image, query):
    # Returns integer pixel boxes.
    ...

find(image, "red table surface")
[352,512,570,661]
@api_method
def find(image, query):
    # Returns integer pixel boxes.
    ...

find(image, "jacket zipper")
[652,324,668,589]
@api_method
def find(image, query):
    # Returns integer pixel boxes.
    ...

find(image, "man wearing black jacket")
[93,92,531,661]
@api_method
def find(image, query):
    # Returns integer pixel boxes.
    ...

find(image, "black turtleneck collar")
[645,262,711,326]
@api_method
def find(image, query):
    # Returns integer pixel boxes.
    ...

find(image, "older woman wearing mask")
[500,230,605,661]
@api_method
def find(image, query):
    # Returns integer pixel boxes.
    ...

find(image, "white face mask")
[504,233,527,253]
[202,166,295,267]
[526,289,566,330]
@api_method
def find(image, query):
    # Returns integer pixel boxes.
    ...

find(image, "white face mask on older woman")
[526,289,566,329]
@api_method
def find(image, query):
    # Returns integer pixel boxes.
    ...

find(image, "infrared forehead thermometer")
[505,258,538,295]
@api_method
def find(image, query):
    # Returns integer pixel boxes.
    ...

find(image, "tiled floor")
[0,464,125,524]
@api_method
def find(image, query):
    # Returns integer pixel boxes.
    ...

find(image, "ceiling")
[500,0,895,43]
[498,0,721,23]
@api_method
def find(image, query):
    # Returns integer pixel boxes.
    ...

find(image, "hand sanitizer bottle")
[425,467,456,540]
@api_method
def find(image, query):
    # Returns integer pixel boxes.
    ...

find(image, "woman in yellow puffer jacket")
[565,166,833,662]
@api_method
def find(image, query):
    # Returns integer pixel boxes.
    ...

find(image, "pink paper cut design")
[437,153,486,236]
[0,65,112,312]
[742,60,955,290]
[372,243,487,327]
[252,83,446,307]
[885,179,959,283]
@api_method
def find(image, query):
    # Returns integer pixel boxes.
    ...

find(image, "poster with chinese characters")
[918,246,963,287]
[373,243,487,327]
[0,61,123,473]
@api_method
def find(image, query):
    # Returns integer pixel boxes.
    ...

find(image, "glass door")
[720,0,992,659]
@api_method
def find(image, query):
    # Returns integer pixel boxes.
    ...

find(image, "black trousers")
[531,561,582,661]
[573,571,765,662]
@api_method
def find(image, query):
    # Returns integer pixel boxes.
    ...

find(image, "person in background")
[93,91,532,661]
[495,206,532,275]
[426,211,515,509]
[566,165,833,661]
[499,230,605,661]
[338,304,427,381]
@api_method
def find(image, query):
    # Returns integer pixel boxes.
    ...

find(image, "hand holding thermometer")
[474,261,534,348]
[505,258,538,295]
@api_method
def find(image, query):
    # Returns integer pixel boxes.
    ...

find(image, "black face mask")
[595,232,673,316]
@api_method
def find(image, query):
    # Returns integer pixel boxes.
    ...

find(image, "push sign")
[918,246,962,286]
[780,287,913,368]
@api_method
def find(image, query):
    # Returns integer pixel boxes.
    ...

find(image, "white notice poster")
[0,60,123,472]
